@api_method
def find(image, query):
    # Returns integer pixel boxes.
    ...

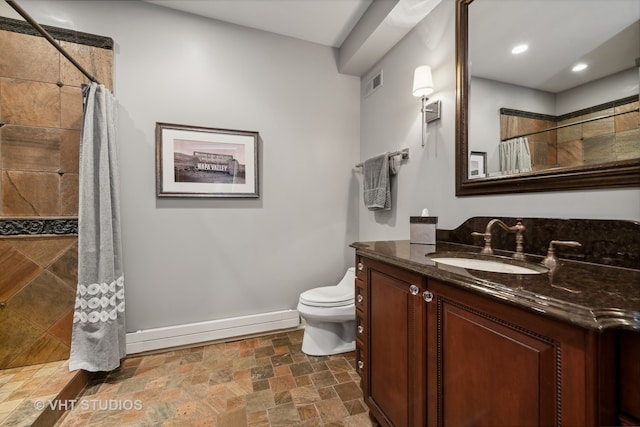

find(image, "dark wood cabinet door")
[434,295,556,426]
[619,330,640,424]
[426,279,615,427]
[365,259,426,427]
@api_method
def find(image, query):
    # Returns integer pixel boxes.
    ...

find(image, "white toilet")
[297,267,356,356]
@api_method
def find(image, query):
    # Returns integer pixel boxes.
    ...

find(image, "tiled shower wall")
[0,18,113,369]
[500,97,640,171]
[557,100,640,167]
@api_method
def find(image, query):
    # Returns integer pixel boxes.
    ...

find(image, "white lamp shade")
[412,65,434,97]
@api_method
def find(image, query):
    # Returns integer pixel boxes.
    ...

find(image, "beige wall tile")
[0,312,45,369]
[0,30,59,83]
[615,101,639,133]
[0,79,60,128]
[47,309,74,347]
[582,109,615,138]
[94,47,115,91]
[615,128,640,161]
[5,333,70,369]
[60,173,79,216]
[0,240,42,301]
[59,42,95,87]
[60,86,82,130]
[529,140,550,169]
[556,140,583,168]
[5,270,75,330]
[6,236,77,268]
[0,125,61,172]
[584,135,616,164]
[557,121,582,143]
[60,42,114,90]
[48,242,78,289]
[60,129,81,174]
[1,171,60,216]
[500,116,556,142]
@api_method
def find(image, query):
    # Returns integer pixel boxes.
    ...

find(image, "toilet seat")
[299,286,354,307]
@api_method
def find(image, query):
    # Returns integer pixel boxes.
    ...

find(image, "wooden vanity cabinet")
[356,256,427,427]
[619,330,640,425]
[356,255,618,427]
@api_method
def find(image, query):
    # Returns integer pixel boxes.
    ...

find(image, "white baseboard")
[126,309,300,354]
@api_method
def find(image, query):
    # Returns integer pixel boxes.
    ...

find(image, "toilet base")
[300,319,356,356]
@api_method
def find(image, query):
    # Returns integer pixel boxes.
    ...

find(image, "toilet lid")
[299,286,354,307]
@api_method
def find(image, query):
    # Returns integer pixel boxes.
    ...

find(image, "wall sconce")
[413,65,441,147]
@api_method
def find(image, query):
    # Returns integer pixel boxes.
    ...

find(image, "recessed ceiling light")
[511,44,528,54]
[572,63,588,72]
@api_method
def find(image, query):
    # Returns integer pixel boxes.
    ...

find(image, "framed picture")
[156,122,259,198]
[469,151,487,179]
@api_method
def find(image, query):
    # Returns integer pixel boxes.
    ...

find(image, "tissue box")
[410,216,438,245]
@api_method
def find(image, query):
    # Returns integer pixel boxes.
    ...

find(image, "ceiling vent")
[363,70,383,98]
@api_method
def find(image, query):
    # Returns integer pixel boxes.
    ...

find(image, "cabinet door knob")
[358,325,364,334]
[357,262,364,271]
[423,290,434,302]
[358,360,364,369]
[410,285,420,296]
[357,294,363,303]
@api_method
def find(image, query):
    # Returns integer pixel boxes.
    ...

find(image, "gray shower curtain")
[69,82,126,372]
[499,137,532,175]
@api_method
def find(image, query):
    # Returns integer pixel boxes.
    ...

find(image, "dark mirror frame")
[455,0,640,196]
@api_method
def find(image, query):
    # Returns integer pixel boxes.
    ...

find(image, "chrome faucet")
[472,219,526,260]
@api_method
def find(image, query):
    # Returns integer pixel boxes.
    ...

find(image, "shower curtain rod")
[5,0,100,85]
[501,107,640,141]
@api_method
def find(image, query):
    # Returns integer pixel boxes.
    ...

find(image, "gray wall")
[469,77,556,174]
[556,68,639,114]
[11,1,360,332]
[6,0,639,335]
[359,0,640,241]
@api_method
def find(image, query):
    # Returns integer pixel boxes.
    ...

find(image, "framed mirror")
[456,0,640,196]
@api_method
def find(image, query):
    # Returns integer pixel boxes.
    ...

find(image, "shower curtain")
[499,137,532,175]
[69,82,126,372]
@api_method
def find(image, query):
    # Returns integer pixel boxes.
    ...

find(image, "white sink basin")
[428,256,547,275]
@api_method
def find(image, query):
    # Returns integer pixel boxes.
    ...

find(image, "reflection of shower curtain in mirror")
[69,83,126,372]
[500,137,532,174]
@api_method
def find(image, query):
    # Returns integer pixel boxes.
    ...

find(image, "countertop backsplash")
[437,216,639,270]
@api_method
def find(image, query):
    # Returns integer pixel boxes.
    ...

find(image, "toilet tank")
[336,267,356,289]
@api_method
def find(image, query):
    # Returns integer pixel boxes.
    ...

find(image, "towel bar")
[355,148,409,168]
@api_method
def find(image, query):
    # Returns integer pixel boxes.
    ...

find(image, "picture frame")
[469,151,487,179]
[156,122,259,198]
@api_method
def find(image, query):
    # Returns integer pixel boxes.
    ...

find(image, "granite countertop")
[351,240,640,332]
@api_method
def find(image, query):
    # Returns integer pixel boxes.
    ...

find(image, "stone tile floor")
[53,329,373,426]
